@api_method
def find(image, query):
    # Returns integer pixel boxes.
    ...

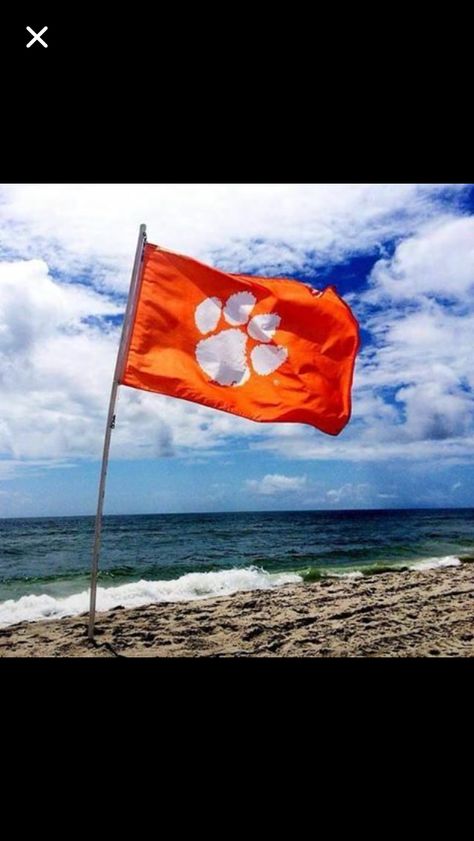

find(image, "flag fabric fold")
[120,243,360,435]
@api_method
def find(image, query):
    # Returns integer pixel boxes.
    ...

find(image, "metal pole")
[87,223,147,640]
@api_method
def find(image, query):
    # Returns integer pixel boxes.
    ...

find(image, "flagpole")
[87,223,147,641]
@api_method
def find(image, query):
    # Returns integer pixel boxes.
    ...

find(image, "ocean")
[0,508,473,627]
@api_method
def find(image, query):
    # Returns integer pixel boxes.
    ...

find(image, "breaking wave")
[0,566,302,628]
[0,554,469,629]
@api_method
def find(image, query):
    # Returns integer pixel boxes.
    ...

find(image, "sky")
[0,183,473,517]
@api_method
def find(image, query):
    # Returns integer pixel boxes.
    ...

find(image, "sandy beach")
[0,562,473,657]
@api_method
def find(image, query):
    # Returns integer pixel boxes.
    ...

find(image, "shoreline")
[0,563,473,657]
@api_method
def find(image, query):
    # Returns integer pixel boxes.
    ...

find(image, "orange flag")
[120,243,360,435]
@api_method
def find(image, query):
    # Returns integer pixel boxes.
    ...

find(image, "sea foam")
[411,555,462,571]
[0,566,302,628]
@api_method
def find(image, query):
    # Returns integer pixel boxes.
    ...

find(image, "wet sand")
[0,563,473,657]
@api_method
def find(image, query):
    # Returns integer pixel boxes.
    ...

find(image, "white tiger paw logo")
[194,292,288,387]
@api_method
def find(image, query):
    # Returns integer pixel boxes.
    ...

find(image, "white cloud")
[0,258,120,357]
[326,483,370,504]
[356,217,474,449]
[246,474,307,495]
[251,432,474,462]
[0,184,465,291]
[367,215,474,301]
[395,378,473,442]
[0,459,74,479]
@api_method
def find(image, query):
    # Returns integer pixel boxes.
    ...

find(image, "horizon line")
[1,504,473,521]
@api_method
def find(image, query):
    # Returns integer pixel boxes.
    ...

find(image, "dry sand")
[0,563,473,657]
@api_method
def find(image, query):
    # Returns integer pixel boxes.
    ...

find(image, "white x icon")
[26,26,48,48]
